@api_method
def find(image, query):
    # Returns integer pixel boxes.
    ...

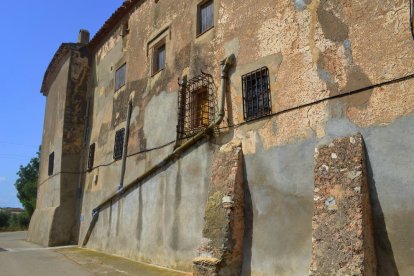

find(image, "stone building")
[28,0,414,275]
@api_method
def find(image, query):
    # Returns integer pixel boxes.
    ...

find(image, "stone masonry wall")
[311,133,376,275]
[193,142,245,276]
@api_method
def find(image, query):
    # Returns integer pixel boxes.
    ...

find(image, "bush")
[0,211,29,231]
[9,212,30,229]
[0,211,11,228]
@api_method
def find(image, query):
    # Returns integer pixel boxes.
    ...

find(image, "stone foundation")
[310,133,376,275]
[193,142,245,276]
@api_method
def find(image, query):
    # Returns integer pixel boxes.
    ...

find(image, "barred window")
[153,43,166,74]
[177,72,216,140]
[198,0,214,35]
[242,67,271,121]
[191,86,210,128]
[113,128,125,160]
[87,143,95,171]
[115,64,126,91]
[48,152,54,176]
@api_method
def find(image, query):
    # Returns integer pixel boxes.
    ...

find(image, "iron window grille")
[177,72,217,141]
[242,67,272,121]
[153,43,166,74]
[197,0,214,35]
[87,143,95,171]
[115,64,126,91]
[48,152,54,176]
[113,128,125,160]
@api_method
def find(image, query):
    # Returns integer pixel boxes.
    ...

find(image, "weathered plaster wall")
[29,48,90,246]
[28,56,70,246]
[33,0,414,274]
[81,142,214,272]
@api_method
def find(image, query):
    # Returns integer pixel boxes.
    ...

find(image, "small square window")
[242,67,272,121]
[115,64,126,91]
[113,128,125,160]
[87,143,95,171]
[153,43,166,75]
[48,152,54,176]
[197,0,214,35]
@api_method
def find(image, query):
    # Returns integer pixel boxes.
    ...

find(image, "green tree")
[14,151,39,217]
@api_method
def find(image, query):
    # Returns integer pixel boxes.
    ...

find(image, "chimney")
[78,29,90,44]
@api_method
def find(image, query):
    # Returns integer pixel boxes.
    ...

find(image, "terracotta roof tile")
[40,43,81,95]
[88,0,144,51]
[41,1,144,95]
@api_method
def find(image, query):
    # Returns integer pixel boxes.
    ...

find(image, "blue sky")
[0,1,123,207]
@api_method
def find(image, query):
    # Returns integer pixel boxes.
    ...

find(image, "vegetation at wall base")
[0,149,40,232]
[0,211,30,232]
[14,151,39,218]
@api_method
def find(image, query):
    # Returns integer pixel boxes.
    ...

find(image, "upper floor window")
[48,152,54,176]
[242,67,272,121]
[113,128,125,160]
[197,0,214,35]
[115,64,126,91]
[153,43,166,75]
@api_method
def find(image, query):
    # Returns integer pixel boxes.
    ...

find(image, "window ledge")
[196,26,214,39]
[151,67,165,77]
[115,84,126,93]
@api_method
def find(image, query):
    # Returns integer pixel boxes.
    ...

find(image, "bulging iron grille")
[242,67,272,121]
[177,72,217,141]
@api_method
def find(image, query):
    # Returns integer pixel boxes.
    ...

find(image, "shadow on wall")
[365,150,399,276]
[241,154,253,275]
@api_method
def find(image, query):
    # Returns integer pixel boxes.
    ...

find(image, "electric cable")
[37,71,414,188]
[37,139,176,187]
[410,0,414,40]
[219,72,414,131]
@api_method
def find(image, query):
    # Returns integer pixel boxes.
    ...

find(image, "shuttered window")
[191,87,210,128]
[115,64,126,91]
[198,0,214,35]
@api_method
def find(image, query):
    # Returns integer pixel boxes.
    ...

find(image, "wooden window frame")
[197,0,214,37]
[115,63,127,92]
[191,86,210,128]
[152,41,166,76]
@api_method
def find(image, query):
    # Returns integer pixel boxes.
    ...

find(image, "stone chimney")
[78,29,90,44]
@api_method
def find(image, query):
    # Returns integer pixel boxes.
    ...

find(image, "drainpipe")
[82,54,236,246]
[119,99,133,190]
[216,54,235,125]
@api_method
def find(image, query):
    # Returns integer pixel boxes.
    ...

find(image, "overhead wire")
[410,0,414,40]
[37,71,414,187]
[37,139,176,187]
[219,72,414,131]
